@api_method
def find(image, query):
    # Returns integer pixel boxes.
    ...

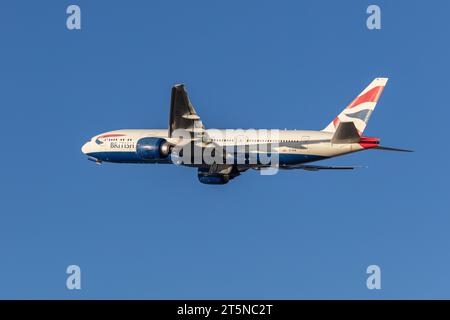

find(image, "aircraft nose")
[81,142,90,154]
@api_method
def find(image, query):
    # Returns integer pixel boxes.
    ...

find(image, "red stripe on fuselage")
[97,134,126,139]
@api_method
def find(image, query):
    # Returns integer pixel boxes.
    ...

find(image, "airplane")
[81,77,412,184]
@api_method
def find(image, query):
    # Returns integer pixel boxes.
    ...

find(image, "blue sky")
[0,0,449,299]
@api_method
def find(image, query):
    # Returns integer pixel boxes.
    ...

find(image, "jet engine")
[197,173,230,185]
[136,137,172,160]
[197,167,239,185]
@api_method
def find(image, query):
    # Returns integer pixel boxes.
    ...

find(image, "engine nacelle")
[197,168,230,185]
[136,137,171,160]
[198,174,230,185]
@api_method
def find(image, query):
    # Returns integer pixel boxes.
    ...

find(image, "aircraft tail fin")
[323,78,388,134]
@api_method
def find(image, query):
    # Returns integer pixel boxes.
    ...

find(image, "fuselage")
[80,79,407,184]
[81,128,368,167]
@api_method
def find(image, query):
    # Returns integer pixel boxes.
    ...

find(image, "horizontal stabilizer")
[375,146,414,152]
[331,122,361,144]
[280,164,359,171]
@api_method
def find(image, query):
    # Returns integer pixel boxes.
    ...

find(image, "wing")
[169,84,205,138]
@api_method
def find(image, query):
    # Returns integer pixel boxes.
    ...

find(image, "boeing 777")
[81,78,411,184]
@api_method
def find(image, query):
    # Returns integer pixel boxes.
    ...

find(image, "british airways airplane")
[81,78,411,184]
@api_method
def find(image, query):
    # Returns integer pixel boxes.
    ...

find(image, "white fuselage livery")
[82,128,362,165]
